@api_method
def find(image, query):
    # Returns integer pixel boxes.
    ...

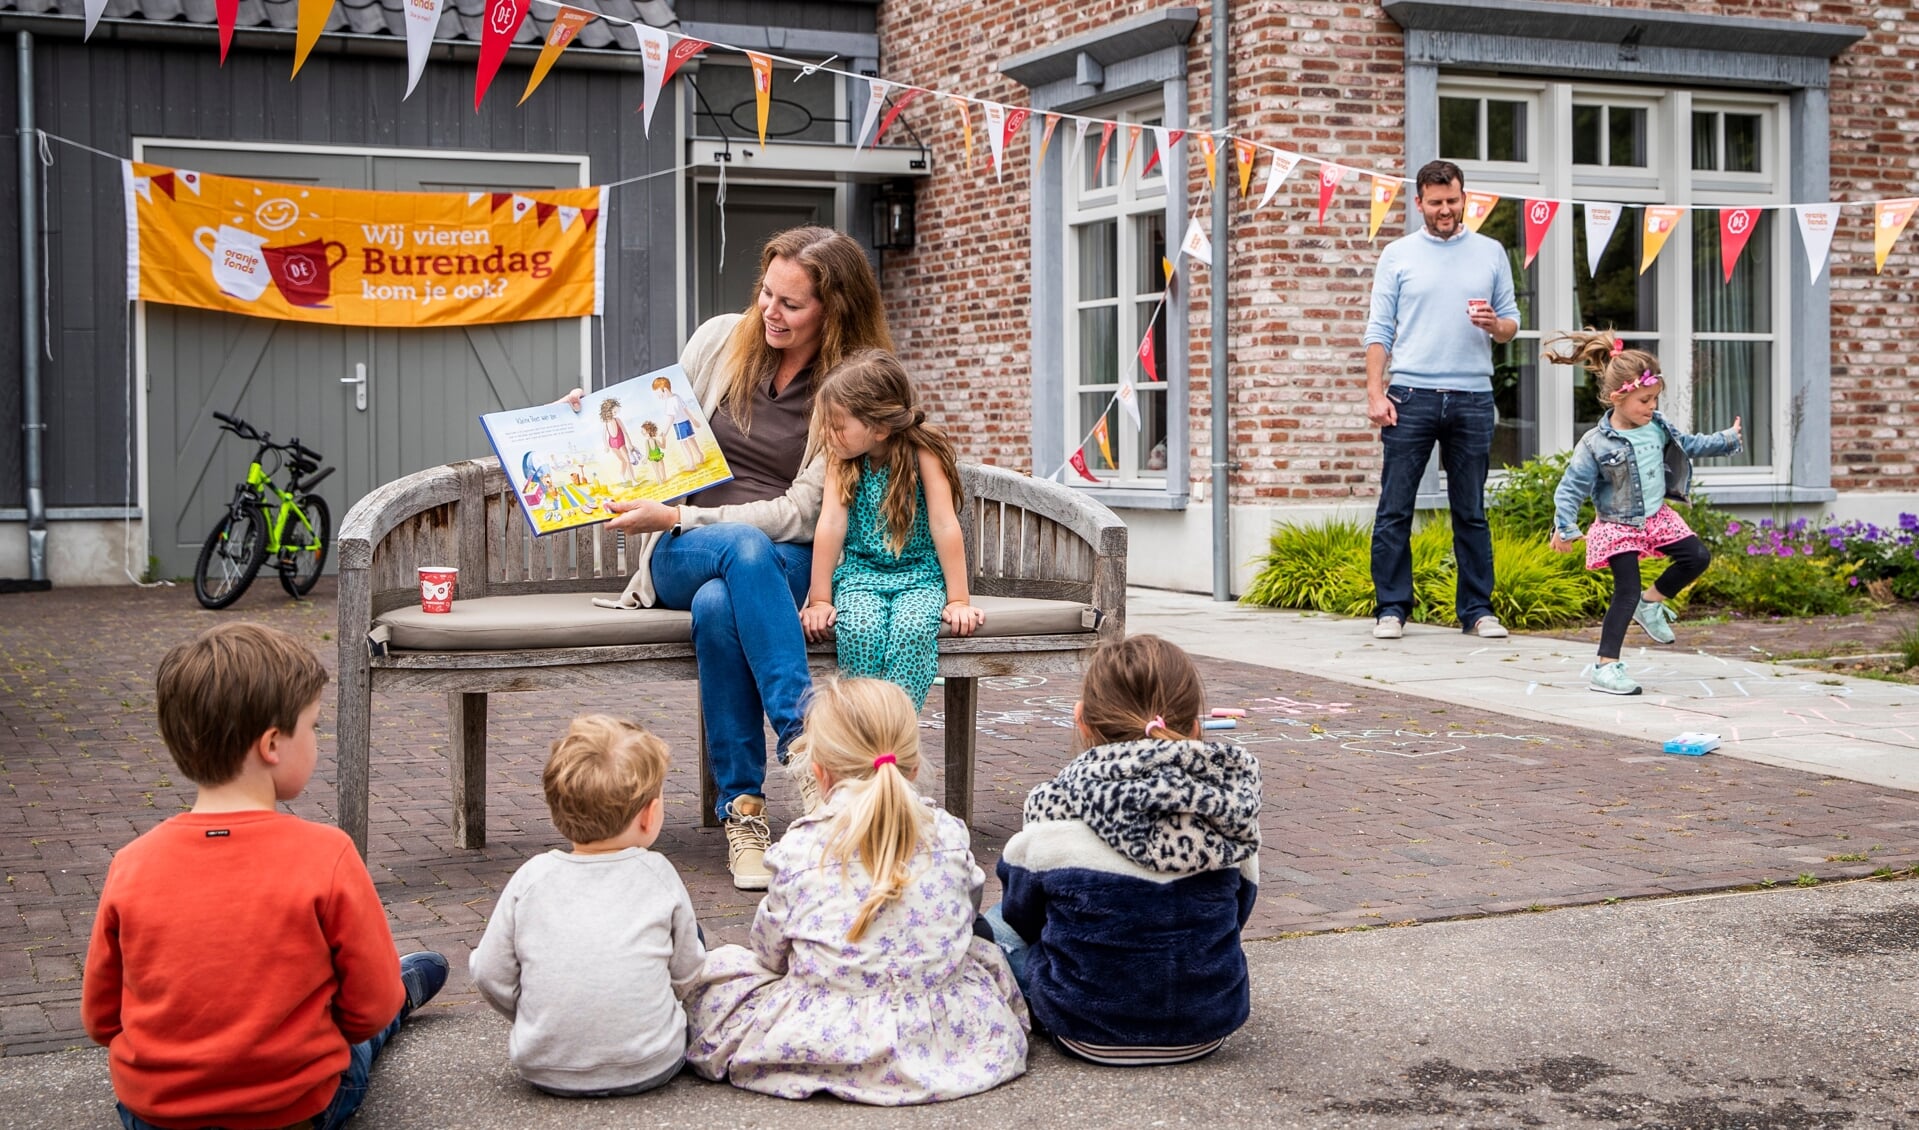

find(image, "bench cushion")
[376,592,1096,652]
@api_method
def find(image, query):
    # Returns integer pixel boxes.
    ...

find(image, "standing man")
[1363,159,1519,641]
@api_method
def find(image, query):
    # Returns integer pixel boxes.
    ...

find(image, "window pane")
[1135,300,1166,381]
[1134,212,1167,295]
[1474,197,1540,469]
[1607,106,1648,167]
[1440,97,1480,160]
[1076,220,1117,300]
[1692,341,1770,467]
[1724,113,1761,173]
[1135,387,1168,475]
[1692,210,1772,333]
[1691,111,1718,171]
[1572,104,1602,165]
[1486,100,1527,162]
[1573,205,1658,333]
[1077,307,1118,388]
[1077,393,1119,472]
[1083,128,1118,192]
[1475,198,1537,329]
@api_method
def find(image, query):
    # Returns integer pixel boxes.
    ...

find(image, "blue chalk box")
[1662,731,1721,756]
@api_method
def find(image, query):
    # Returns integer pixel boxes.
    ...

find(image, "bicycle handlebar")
[210,411,326,465]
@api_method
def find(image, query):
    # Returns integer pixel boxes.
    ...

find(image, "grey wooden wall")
[0,33,679,509]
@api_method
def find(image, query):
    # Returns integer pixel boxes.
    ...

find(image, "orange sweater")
[82,811,403,1130]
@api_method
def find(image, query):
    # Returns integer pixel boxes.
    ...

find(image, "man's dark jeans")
[1371,385,1496,630]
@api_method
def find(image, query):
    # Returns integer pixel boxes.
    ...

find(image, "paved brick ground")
[5,580,1918,1057]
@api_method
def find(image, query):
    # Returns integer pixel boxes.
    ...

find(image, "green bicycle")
[192,411,335,610]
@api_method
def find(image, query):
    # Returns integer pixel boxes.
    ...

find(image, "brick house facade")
[874,0,1917,594]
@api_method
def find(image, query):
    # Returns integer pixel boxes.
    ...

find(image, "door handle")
[341,362,367,411]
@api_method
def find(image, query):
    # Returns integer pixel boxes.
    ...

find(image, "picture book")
[480,364,734,537]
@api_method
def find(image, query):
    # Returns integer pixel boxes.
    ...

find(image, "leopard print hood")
[1022,738,1263,874]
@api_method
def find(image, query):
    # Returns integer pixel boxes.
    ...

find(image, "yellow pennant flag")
[1122,124,1141,180]
[1162,255,1175,283]
[748,53,773,149]
[293,0,332,76]
[1094,415,1113,469]
[1875,198,1919,273]
[1368,175,1402,242]
[1462,191,1500,233]
[1640,206,1685,274]
[1037,113,1061,166]
[1234,138,1256,198]
[520,6,593,105]
[1199,134,1217,189]
[953,98,975,168]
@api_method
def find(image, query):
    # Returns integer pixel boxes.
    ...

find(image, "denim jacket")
[1553,411,1742,541]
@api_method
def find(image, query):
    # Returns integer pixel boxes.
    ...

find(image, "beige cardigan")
[605,314,828,608]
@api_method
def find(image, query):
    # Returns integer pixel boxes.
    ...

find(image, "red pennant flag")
[474,0,531,111]
[1316,164,1349,225]
[1137,328,1159,382]
[1068,447,1101,483]
[1720,207,1761,283]
[217,0,238,62]
[662,37,707,85]
[535,202,557,226]
[490,192,513,212]
[150,172,177,200]
[875,86,926,146]
[1522,198,1559,268]
[1140,128,1184,178]
[581,207,600,230]
[1000,107,1031,160]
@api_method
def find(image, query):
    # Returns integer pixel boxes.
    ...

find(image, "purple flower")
[1830,537,1845,548]
[1900,513,1918,531]
[1777,546,1795,557]
[1727,520,1743,535]
[1849,576,1861,587]
[1746,545,1762,555]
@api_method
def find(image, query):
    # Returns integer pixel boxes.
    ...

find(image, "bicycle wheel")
[277,494,332,598]
[194,503,268,609]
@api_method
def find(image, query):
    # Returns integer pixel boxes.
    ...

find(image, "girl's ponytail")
[841,753,923,942]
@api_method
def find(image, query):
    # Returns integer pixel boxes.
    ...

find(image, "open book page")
[480,364,734,537]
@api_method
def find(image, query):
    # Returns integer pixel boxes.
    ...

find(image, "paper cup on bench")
[418,566,459,613]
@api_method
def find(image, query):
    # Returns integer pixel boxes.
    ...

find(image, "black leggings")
[1599,535,1711,659]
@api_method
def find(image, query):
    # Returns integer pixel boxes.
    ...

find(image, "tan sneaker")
[723,796,773,891]
[797,764,824,815]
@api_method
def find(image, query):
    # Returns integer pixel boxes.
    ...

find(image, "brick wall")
[876,1,1919,499]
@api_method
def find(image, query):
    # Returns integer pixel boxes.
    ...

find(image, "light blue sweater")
[1363,227,1520,391]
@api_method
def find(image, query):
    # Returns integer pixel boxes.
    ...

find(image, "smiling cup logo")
[255,197,301,232]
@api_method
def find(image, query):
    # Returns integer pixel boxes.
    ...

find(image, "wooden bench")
[334,458,1127,855]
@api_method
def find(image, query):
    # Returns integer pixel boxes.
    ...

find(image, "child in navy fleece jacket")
[986,635,1262,1065]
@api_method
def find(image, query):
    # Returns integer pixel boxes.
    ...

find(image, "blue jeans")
[981,905,1033,998]
[650,523,813,820]
[1372,386,1496,629]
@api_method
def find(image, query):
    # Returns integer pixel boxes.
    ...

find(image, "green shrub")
[1486,451,1586,541]
[1490,533,1609,629]
[1689,550,1858,616]
[1407,518,1457,624]
[1241,517,1375,616]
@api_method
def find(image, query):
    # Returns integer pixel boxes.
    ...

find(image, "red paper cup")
[1467,299,1491,313]
[418,566,458,614]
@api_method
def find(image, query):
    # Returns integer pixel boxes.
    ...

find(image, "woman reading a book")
[565,226,893,891]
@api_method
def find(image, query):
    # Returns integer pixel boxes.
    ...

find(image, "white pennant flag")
[132,176,151,202]
[1116,380,1142,431]
[403,0,444,99]
[467,191,486,206]
[83,0,108,39]
[1258,148,1300,212]
[637,24,670,137]
[1072,119,1091,174]
[1179,216,1213,267]
[511,195,536,223]
[1794,202,1843,284]
[983,101,1007,178]
[858,79,889,150]
[558,204,580,232]
[1582,202,1623,278]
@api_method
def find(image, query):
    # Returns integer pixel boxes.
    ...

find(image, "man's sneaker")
[797,764,824,815]
[1372,616,1404,639]
[723,796,773,891]
[1472,615,1510,639]
[1633,599,1678,644]
[398,951,449,1020]
[1587,661,1642,696]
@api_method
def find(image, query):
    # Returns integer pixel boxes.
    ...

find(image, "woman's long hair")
[715,227,893,432]
[810,350,962,556]
[787,678,931,942]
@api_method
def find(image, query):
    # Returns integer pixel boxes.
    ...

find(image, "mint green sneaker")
[1588,660,1642,696]
[1632,599,1677,644]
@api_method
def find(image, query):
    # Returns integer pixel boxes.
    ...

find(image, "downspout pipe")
[17,30,47,584]
[1208,0,1229,601]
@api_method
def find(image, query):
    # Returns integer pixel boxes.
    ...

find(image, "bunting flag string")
[1257,146,1299,212]
[1316,164,1349,225]
[520,5,591,105]
[1582,202,1622,276]
[1121,124,1141,182]
[874,86,926,147]
[1093,415,1114,469]
[1522,198,1559,268]
[474,0,532,108]
[858,79,890,151]
[748,53,773,148]
[1093,122,1115,186]
[403,0,444,97]
[1199,133,1217,190]
[1462,191,1499,234]
[1036,113,1061,168]
[1875,199,1917,273]
[1640,206,1685,275]
[952,98,976,168]
[1234,138,1256,198]
[1367,174,1400,242]
[1720,207,1761,282]
[1795,203,1841,283]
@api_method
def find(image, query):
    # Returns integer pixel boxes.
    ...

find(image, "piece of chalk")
[1201,718,1238,731]
[1209,708,1247,718]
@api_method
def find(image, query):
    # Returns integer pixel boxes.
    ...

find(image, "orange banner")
[124,162,604,327]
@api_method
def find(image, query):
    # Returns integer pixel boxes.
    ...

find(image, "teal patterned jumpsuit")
[833,460,946,709]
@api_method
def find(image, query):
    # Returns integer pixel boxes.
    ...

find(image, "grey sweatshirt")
[470,847,705,1093]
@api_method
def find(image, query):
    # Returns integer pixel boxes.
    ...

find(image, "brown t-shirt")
[687,364,815,508]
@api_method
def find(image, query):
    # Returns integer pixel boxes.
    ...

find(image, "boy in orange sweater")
[82,622,448,1130]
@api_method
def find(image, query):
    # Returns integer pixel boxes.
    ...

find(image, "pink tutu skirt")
[1584,504,1696,570]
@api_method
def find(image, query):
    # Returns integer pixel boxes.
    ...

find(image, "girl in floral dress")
[1546,331,1743,695]
[798,350,983,710]
[683,677,1028,1104]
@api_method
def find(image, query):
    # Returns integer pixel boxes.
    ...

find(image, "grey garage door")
[144,144,589,579]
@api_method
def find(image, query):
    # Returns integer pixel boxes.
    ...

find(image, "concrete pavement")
[1129,587,1919,793]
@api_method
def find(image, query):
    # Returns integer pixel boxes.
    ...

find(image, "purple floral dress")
[684,795,1029,1104]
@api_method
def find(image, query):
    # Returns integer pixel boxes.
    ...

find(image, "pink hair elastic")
[1610,337,1625,357]
[1616,369,1661,395]
[1144,715,1166,736]
[872,752,897,769]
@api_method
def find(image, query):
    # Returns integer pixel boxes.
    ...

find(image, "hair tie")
[872,752,897,769]
[1610,337,1625,357]
[911,407,926,427]
[1144,715,1166,737]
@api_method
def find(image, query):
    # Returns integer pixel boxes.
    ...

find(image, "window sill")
[1069,485,1189,511]
[1695,484,1837,507]
[0,507,143,520]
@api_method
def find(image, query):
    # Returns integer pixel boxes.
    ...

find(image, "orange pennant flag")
[953,98,976,168]
[1640,206,1685,274]
[1367,175,1401,241]
[1200,134,1217,189]
[1875,198,1919,273]
[1122,124,1141,180]
[748,53,772,149]
[293,0,333,76]
[1094,415,1113,469]
[1162,255,1176,283]
[1462,191,1500,233]
[1037,113,1061,166]
[1234,138,1256,198]
[1094,122,1116,186]
[520,6,593,105]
